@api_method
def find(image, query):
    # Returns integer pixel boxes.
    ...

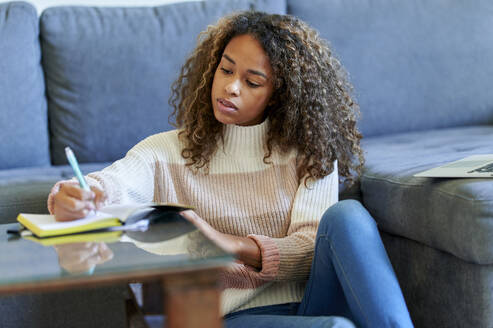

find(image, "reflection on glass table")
[0,212,233,328]
[54,242,114,274]
[48,212,230,276]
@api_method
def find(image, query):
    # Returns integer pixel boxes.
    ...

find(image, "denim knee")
[314,316,356,328]
[318,200,377,237]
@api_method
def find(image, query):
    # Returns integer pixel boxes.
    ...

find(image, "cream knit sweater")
[48,119,339,315]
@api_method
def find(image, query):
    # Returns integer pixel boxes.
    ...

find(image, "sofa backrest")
[0,1,50,170]
[41,0,286,165]
[288,0,493,137]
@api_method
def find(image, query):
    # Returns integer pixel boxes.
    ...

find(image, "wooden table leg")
[162,269,222,328]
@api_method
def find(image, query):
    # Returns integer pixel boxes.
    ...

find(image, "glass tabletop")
[0,215,233,291]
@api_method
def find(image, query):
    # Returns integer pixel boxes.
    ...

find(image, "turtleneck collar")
[220,119,269,157]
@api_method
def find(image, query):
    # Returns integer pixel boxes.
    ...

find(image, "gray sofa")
[0,0,492,327]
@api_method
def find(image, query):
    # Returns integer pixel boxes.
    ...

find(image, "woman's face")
[211,34,274,126]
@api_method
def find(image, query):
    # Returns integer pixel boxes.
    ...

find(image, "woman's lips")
[217,98,238,110]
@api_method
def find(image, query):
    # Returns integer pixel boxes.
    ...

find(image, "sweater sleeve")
[47,138,158,214]
[85,147,155,205]
[247,161,339,282]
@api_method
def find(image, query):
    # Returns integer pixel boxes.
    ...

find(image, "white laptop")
[414,154,493,178]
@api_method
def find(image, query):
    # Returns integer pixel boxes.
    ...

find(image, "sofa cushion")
[382,232,493,328]
[0,180,58,224]
[0,1,50,169]
[287,0,493,137]
[40,0,286,165]
[0,286,127,328]
[360,125,493,265]
[0,163,110,224]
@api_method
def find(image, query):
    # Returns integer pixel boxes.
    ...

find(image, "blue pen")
[65,147,90,191]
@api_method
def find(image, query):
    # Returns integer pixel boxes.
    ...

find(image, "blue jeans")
[225,302,354,328]
[225,200,414,328]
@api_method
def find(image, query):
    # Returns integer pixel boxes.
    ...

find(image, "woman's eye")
[246,80,260,88]
[220,67,232,74]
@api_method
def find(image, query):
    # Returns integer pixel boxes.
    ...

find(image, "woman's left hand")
[179,210,262,269]
[179,210,239,254]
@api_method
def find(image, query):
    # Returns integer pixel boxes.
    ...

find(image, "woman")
[49,11,413,328]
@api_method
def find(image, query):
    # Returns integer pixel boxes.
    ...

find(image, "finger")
[54,207,92,222]
[91,186,106,201]
[91,186,107,209]
[73,245,99,263]
[97,243,114,261]
[80,242,99,251]
[53,195,94,222]
[85,256,102,268]
[179,211,222,244]
[56,192,94,212]
[63,184,95,201]
[179,210,199,223]
[98,242,110,253]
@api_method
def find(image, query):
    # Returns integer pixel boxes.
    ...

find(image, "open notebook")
[17,203,193,238]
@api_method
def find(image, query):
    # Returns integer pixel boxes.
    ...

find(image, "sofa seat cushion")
[0,1,50,169]
[40,0,286,165]
[361,125,493,264]
[0,163,110,224]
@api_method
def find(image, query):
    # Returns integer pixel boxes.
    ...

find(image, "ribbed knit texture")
[47,119,339,315]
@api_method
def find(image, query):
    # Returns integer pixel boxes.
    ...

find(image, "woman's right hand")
[53,183,107,222]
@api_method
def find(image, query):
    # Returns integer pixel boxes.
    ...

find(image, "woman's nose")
[225,79,240,96]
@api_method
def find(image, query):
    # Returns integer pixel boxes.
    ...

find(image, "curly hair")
[169,11,364,186]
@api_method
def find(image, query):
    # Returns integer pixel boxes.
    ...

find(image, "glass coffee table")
[0,216,234,328]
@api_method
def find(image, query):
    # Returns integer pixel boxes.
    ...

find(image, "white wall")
[0,0,198,13]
